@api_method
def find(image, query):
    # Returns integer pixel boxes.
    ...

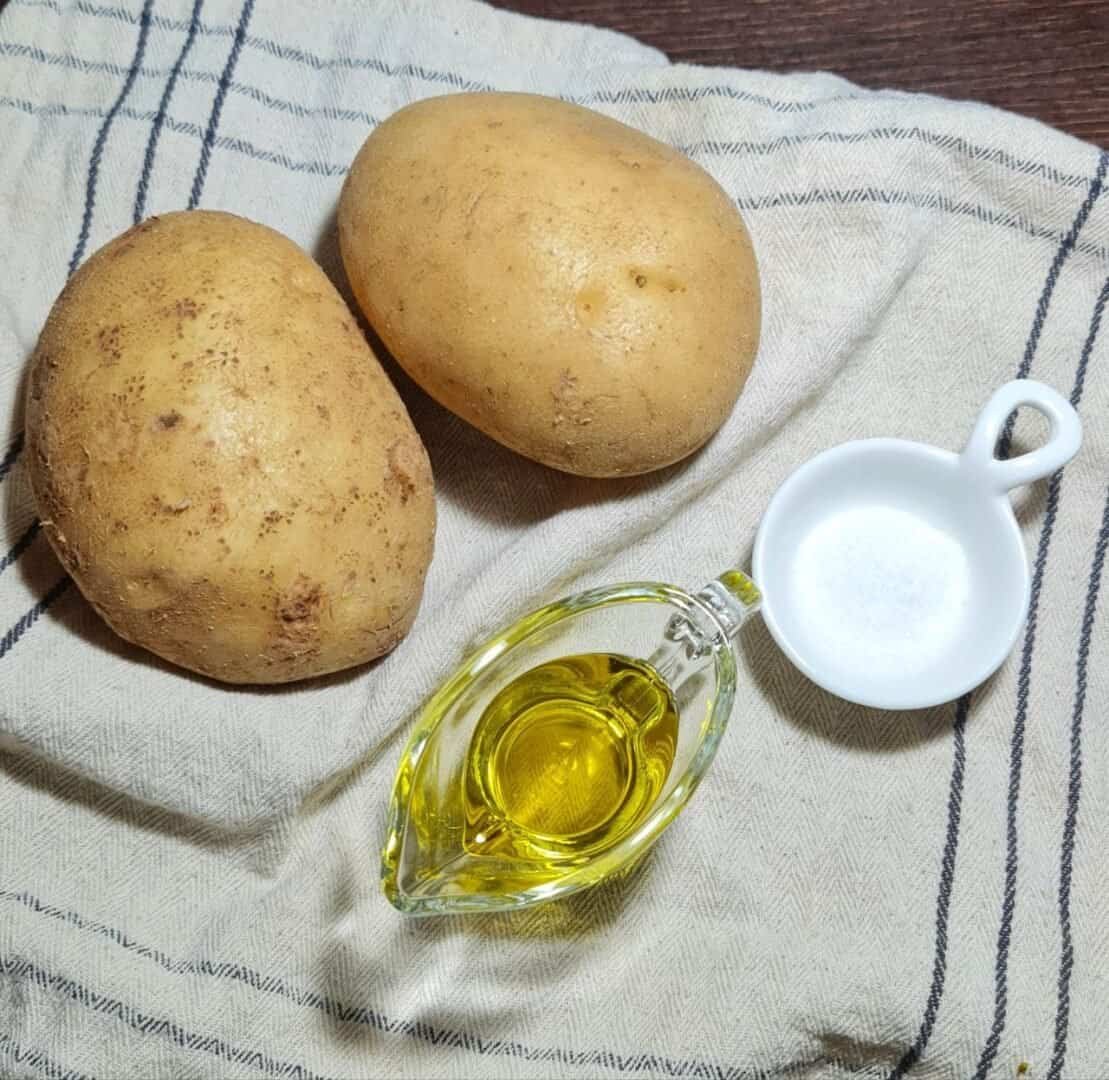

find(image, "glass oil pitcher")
[381,572,761,915]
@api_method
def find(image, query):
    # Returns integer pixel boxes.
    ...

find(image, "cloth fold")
[1,0,1107,1076]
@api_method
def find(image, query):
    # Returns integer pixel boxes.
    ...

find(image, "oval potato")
[26,210,435,684]
[338,92,760,477]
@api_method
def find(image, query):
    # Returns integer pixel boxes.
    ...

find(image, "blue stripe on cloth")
[17,1,915,118]
[0,71,1088,204]
[0,1030,91,1080]
[892,149,1109,1080]
[0,39,147,75]
[240,35,488,90]
[174,72,380,126]
[581,84,868,114]
[20,0,227,36]
[67,0,155,274]
[970,160,1109,1080]
[731,188,1109,262]
[187,0,254,209]
[0,886,824,1079]
[0,37,475,102]
[188,125,343,176]
[1015,154,1109,382]
[1047,486,1109,1080]
[8,95,1109,257]
[886,694,969,1079]
[1066,273,1109,410]
[681,130,1088,189]
[998,151,1109,456]
[0,11,1098,182]
[0,520,40,577]
[134,0,205,222]
[0,40,1097,194]
[1,81,380,128]
[1046,282,1109,1080]
[0,955,326,1080]
[0,432,24,484]
[17,0,489,89]
[0,577,71,660]
[0,98,351,175]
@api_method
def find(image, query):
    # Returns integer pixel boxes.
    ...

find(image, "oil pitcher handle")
[697,570,763,640]
[961,379,1082,494]
[654,571,761,680]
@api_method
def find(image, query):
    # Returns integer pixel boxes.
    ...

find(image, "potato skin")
[338,92,760,477]
[26,211,435,684]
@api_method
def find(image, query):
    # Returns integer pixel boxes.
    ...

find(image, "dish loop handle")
[961,379,1082,494]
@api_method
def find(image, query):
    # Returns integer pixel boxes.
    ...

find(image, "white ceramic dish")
[752,379,1082,709]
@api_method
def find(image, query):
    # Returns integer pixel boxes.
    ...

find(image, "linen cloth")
[1,1,1108,1076]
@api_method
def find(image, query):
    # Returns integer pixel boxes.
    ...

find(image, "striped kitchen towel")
[2,1,1108,1077]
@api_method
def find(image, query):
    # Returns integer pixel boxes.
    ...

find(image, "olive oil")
[382,573,759,915]
[463,653,678,862]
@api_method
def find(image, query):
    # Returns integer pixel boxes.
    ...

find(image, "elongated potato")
[26,211,435,684]
[339,92,760,477]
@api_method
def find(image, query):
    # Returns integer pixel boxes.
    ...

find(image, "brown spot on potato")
[173,298,201,319]
[279,577,322,624]
[575,285,606,325]
[316,403,330,421]
[155,410,182,430]
[273,575,325,661]
[385,439,418,505]
[258,509,285,537]
[123,571,175,612]
[553,369,579,403]
[28,362,48,402]
[97,325,123,363]
[634,273,647,288]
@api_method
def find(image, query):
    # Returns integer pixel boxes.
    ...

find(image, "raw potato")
[26,211,435,685]
[339,92,760,477]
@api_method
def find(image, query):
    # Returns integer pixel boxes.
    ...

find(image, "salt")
[789,504,972,681]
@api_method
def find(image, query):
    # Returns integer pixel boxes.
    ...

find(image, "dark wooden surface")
[493,0,1108,148]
